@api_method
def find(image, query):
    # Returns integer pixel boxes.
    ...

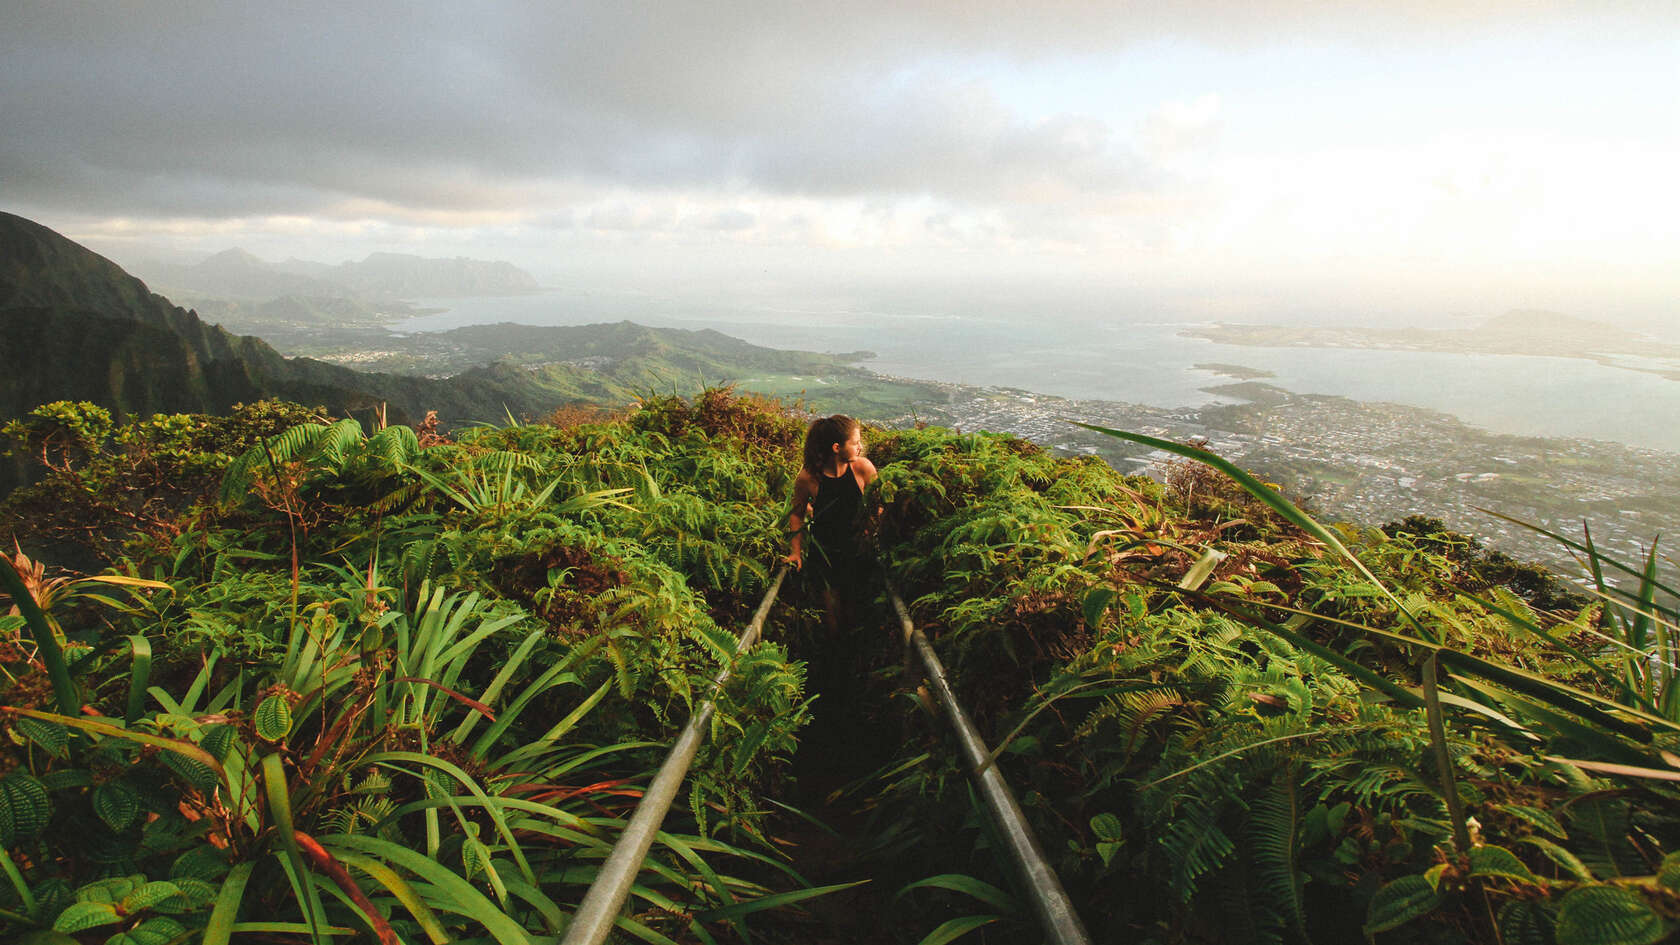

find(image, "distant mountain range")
[0,211,859,494]
[133,246,540,301]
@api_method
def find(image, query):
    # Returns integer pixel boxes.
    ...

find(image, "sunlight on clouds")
[1191,134,1678,273]
[1138,94,1222,162]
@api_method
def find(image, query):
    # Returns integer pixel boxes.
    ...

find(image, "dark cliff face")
[0,213,175,323]
[0,212,267,419]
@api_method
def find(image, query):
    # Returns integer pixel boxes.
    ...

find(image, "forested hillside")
[2,389,1676,944]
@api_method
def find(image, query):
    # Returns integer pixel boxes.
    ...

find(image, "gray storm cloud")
[2,0,1667,224]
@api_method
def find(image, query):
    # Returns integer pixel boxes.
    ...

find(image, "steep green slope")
[0,211,538,430]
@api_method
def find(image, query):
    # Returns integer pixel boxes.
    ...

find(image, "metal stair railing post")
[888,578,1094,945]
[560,564,789,945]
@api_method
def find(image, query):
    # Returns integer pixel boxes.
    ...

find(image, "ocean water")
[394,290,1680,454]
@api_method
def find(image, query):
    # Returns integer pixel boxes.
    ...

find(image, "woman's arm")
[783,470,817,569]
[852,457,878,490]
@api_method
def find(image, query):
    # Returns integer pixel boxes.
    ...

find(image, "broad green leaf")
[200,723,237,760]
[1082,588,1116,629]
[462,834,492,880]
[122,634,153,725]
[16,717,69,757]
[1364,874,1443,935]
[1553,885,1667,945]
[93,781,140,831]
[77,875,141,903]
[1178,548,1226,591]
[254,693,293,741]
[107,916,187,945]
[0,772,52,843]
[1658,852,1680,891]
[161,750,219,792]
[162,877,218,911]
[1499,804,1568,840]
[119,880,182,913]
[1468,845,1540,884]
[39,769,92,791]
[1090,812,1123,842]
[52,900,121,933]
[1518,836,1596,883]
[170,846,230,883]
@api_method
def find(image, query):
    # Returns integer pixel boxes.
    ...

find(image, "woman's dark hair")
[802,415,857,474]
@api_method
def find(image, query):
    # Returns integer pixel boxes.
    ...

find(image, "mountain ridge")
[132,243,540,301]
[0,212,882,494]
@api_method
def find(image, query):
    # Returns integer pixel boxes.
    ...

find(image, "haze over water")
[397,291,1680,454]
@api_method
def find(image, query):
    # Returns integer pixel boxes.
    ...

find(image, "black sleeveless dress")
[807,463,870,594]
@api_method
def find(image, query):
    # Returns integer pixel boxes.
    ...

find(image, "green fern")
[1247,769,1309,945]
[1158,814,1237,901]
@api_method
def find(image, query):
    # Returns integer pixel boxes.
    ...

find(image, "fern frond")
[1248,769,1310,945]
[311,417,366,471]
[355,424,420,475]
[1160,814,1235,901]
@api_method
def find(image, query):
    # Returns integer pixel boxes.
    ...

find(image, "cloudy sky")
[4,1,1677,328]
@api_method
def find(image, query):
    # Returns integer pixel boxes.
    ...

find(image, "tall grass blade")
[263,752,331,944]
[691,880,870,922]
[0,847,38,921]
[325,834,535,945]
[1635,540,1661,703]
[1477,596,1648,711]
[330,849,451,944]
[1478,508,1680,602]
[123,634,152,724]
[895,874,1018,914]
[4,708,226,775]
[202,862,256,945]
[0,555,79,715]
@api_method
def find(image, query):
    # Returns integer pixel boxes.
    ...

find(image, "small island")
[1193,362,1275,381]
[1184,310,1680,381]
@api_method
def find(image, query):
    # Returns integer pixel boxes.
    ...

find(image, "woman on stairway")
[783,414,878,639]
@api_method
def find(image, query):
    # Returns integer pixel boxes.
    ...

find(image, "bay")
[394,289,1680,454]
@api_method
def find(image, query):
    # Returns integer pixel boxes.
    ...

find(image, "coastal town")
[894,377,1679,575]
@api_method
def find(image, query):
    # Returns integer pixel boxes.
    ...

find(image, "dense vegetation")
[2,390,1678,944]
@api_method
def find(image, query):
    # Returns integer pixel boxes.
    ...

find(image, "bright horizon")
[4,2,1677,332]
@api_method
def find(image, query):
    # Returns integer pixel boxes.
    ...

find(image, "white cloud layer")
[2,1,1676,323]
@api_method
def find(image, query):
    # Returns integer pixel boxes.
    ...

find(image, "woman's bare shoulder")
[852,456,879,484]
[792,468,819,492]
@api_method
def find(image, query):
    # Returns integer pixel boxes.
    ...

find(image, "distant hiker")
[784,414,878,637]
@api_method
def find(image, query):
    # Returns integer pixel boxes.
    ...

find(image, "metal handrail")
[888,578,1094,945]
[560,564,789,945]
